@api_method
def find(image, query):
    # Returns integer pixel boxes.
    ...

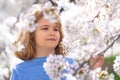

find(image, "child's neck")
[35,48,55,58]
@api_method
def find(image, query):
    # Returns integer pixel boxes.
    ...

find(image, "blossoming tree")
[0,0,120,80]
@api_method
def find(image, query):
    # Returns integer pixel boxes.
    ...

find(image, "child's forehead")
[37,18,61,26]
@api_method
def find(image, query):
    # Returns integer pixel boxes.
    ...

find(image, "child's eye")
[54,28,59,31]
[42,28,48,30]
[54,26,59,31]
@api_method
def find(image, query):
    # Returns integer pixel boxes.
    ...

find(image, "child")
[10,4,104,80]
[10,4,65,80]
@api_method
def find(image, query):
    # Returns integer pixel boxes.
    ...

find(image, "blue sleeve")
[61,57,77,80]
[65,57,79,71]
[65,58,75,64]
[10,68,20,80]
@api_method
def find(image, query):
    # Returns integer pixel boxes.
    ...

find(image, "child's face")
[35,17,60,50]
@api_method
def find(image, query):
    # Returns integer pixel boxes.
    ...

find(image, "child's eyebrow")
[54,24,60,27]
[54,25,59,27]
[40,25,49,27]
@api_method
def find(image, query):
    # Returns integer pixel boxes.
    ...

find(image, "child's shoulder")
[14,59,34,69]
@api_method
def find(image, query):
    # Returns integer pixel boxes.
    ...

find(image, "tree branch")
[100,33,120,55]
[73,33,120,76]
[49,0,57,6]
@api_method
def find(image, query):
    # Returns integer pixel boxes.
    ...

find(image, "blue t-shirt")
[10,56,75,80]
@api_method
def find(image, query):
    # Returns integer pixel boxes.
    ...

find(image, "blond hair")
[14,4,65,60]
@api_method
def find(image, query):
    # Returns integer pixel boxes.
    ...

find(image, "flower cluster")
[89,68,114,80]
[113,55,120,77]
[43,55,65,80]
[43,54,80,80]
[44,55,114,80]
[42,2,59,23]
[12,41,25,52]
[15,13,37,32]
[15,3,59,32]
[60,0,120,60]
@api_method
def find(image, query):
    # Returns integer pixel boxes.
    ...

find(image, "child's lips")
[47,38,56,41]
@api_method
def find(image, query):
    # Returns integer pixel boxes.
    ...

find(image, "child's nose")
[49,30,55,36]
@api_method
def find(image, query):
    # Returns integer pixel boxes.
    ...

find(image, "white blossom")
[61,0,120,60]
[42,2,60,23]
[113,55,120,77]
[15,13,37,32]
[43,55,65,80]
[64,74,77,80]
[90,68,114,80]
